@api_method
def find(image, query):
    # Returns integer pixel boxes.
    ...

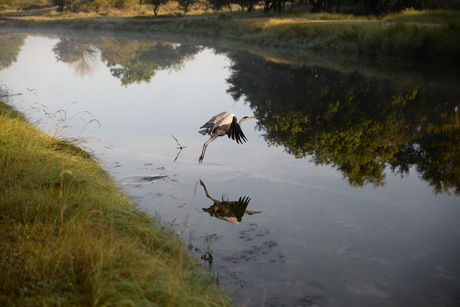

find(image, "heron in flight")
[198,111,257,162]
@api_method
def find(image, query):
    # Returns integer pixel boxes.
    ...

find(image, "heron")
[198,111,257,162]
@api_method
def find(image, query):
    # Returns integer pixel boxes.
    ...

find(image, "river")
[1,30,459,306]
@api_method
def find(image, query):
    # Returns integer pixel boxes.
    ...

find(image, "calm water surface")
[1,31,459,306]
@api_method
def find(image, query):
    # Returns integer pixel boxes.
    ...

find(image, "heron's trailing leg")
[199,135,217,163]
[198,144,207,163]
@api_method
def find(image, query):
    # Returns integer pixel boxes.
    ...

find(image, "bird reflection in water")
[200,180,262,224]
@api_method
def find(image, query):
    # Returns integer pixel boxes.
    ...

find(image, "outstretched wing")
[199,111,228,135]
[227,116,248,144]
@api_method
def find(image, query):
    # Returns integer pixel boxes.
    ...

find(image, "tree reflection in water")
[6,33,455,195]
[52,36,202,86]
[0,35,26,71]
[225,51,460,194]
[200,180,262,224]
[53,38,100,77]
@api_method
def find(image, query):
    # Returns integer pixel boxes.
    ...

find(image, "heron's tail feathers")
[198,129,208,135]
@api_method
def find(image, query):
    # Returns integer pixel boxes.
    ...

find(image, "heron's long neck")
[239,117,256,125]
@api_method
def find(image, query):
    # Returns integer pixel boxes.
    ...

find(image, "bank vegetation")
[1,1,459,65]
[0,100,231,306]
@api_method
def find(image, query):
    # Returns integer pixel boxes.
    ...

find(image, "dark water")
[1,31,459,306]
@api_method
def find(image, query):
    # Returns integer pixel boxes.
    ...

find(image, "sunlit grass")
[0,100,232,306]
[383,8,460,26]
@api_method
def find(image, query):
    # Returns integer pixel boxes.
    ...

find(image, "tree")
[52,0,66,12]
[207,0,233,10]
[235,0,260,12]
[177,0,199,15]
[308,0,325,12]
[142,0,170,15]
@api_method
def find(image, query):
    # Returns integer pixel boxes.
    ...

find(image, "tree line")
[1,0,458,15]
[46,0,459,15]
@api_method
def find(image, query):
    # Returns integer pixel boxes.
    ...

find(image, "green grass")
[0,101,232,306]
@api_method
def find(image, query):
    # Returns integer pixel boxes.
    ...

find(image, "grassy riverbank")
[0,101,231,306]
[1,8,459,64]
